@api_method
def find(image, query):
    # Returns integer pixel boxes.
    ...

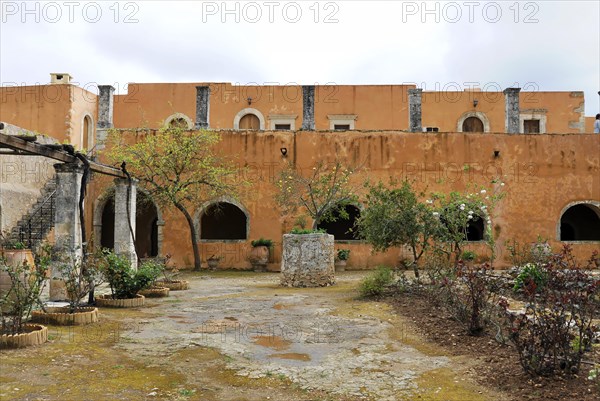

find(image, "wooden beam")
[0,133,126,178]
[0,133,76,163]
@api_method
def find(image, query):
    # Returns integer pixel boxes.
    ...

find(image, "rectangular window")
[334,124,351,130]
[524,119,540,133]
[425,127,439,132]
[274,124,291,130]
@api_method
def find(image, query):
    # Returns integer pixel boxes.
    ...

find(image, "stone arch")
[233,108,265,130]
[457,111,490,133]
[195,198,250,241]
[558,201,600,241]
[81,114,94,151]
[316,204,362,240]
[93,188,165,256]
[164,113,194,129]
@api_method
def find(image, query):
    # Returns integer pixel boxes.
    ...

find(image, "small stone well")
[280,233,335,287]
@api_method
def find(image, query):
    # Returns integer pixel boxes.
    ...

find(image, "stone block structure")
[280,233,335,287]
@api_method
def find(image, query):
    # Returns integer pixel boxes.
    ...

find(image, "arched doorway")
[97,191,160,257]
[560,203,600,241]
[466,218,485,241]
[200,202,248,240]
[239,114,260,130]
[462,116,484,132]
[316,205,361,240]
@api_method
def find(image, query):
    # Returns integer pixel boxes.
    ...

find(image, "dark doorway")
[99,193,159,256]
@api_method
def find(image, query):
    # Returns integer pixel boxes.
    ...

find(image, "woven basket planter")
[96,294,145,308]
[155,280,189,291]
[31,306,99,326]
[138,286,170,298]
[0,324,48,349]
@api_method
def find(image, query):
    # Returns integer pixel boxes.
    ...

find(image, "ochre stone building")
[1,74,599,269]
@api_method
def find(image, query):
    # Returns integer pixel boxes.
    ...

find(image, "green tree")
[357,180,441,279]
[106,127,240,271]
[431,181,505,265]
[275,160,358,230]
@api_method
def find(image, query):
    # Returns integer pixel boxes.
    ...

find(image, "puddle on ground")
[268,353,311,362]
[252,335,291,351]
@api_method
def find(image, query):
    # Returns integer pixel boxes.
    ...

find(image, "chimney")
[50,73,72,85]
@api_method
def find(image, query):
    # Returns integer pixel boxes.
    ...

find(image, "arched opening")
[201,202,248,240]
[98,192,160,256]
[316,205,361,240]
[560,203,600,241]
[169,117,189,129]
[462,116,484,132]
[239,114,260,130]
[82,115,93,150]
[466,218,485,241]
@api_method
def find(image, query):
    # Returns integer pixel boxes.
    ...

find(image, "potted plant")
[207,255,222,271]
[155,255,189,290]
[0,231,36,298]
[0,253,49,348]
[96,251,160,308]
[249,238,273,272]
[32,247,101,325]
[335,249,350,272]
[138,258,170,298]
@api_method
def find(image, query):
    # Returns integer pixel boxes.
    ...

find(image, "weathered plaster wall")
[90,130,600,270]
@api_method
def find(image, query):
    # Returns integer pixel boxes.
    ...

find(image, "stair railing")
[18,189,56,248]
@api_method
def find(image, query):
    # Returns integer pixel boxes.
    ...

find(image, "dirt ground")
[2,271,514,401]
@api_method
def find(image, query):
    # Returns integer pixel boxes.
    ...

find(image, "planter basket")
[156,280,189,291]
[139,286,170,298]
[32,306,99,325]
[0,324,48,349]
[96,294,145,308]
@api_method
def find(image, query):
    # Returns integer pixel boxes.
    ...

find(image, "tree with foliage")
[357,180,440,279]
[430,181,505,266]
[275,160,358,231]
[106,127,240,271]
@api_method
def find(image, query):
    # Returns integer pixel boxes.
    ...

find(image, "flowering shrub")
[500,245,600,376]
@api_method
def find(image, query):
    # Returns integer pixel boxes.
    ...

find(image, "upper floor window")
[328,114,357,130]
[164,113,193,129]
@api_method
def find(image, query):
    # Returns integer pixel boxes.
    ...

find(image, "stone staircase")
[8,178,57,250]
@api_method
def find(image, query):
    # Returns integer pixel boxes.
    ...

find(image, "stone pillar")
[301,85,315,130]
[503,87,521,133]
[114,178,138,269]
[96,85,115,150]
[51,162,84,300]
[195,86,210,129]
[408,88,423,132]
[280,233,335,287]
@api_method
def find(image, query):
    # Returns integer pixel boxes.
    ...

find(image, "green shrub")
[461,250,476,261]
[100,252,162,299]
[513,262,547,292]
[251,238,273,248]
[290,228,326,235]
[337,249,351,261]
[359,266,393,298]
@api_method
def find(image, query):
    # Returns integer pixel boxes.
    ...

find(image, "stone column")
[51,162,84,300]
[408,88,423,132]
[114,178,138,269]
[96,85,115,150]
[301,85,315,130]
[195,86,210,129]
[503,87,521,133]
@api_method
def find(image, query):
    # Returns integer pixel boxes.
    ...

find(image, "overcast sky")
[1,0,599,115]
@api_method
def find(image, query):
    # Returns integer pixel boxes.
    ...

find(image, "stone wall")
[280,233,335,287]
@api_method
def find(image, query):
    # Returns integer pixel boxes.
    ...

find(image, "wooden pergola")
[0,133,126,178]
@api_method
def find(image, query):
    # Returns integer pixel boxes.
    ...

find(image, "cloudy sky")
[1,0,599,115]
